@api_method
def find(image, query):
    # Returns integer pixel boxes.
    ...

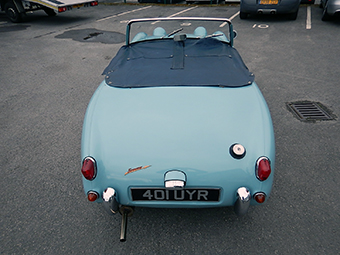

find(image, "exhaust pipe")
[119,206,134,242]
[257,9,276,15]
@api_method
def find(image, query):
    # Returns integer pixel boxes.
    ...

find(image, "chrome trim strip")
[164,170,187,188]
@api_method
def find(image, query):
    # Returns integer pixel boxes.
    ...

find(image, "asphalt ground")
[0,2,339,254]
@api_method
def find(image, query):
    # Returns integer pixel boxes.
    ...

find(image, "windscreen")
[127,18,233,45]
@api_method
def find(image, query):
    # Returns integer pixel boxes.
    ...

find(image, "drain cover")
[287,101,335,121]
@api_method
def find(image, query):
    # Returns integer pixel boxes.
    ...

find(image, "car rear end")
[81,83,275,215]
[240,0,300,18]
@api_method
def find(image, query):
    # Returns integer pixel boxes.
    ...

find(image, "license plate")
[260,0,279,4]
[73,4,84,8]
[131,188,220,202]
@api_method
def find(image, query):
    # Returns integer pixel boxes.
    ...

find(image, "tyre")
[239,12,248,19]
[321,7,331,21]
[288,10,298,20]
[43,7,57,16]
[4,1,22,23]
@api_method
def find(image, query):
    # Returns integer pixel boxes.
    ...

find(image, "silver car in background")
[320,0,340,20]
[240,0,301,20]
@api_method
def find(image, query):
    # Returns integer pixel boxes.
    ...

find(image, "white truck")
[1,0,98,22]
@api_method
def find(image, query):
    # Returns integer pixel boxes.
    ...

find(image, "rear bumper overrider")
[101,186,255,242]
[234,187,251,216]
[102,186,254,216]
[103,187,119,215]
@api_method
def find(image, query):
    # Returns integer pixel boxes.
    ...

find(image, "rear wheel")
[288,10,298,20]
[321,6,331,21]
[43,7,57,16]
[4,1,22,23]
[240,12,248,19]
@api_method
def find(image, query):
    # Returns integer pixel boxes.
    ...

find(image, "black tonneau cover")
[103,38,254,88]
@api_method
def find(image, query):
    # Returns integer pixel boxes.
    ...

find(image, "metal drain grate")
[287,101,335,121]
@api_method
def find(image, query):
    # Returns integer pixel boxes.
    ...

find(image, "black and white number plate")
[131,188,220,202]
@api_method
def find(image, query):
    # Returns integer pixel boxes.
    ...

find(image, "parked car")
[81,17,275,242]
[0,0,98,23]
[320,0,340,20]
[240,0,301,20]
[300,0,315,4]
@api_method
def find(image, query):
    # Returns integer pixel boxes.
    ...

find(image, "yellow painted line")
[30,0,58,10]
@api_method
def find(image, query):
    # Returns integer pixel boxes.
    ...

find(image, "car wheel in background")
[322,5,331,20]
[4,1,22,23]
[240,12,248,19]
[288,9,299,20]
[43,7,57,16]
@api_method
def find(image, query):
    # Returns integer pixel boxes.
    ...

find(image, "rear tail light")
[87,191,99,202]
[254,192,266,203]
[90,1,98,6]
[255,156,271,181]
[58,7,67,12]
[81,156,97,180]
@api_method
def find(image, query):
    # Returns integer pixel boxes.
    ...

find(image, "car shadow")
[0,10,92,26]
[100,205,273,245]
[242,13,300,22]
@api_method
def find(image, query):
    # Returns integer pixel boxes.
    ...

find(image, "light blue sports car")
[81,17,275,242]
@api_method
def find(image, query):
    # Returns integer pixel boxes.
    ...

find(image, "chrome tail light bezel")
[255,156,272,181]
[81,156,97,181]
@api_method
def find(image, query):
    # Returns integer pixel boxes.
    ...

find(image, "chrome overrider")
[103,187,119,215]
[103,186,251,241]
[103,187,134,242]
[234,187,251,216]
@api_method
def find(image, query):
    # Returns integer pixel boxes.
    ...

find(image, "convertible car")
[81,17,275,241]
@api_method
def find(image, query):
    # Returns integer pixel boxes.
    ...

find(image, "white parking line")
[168,6,198,17]
[96,6,152,22]
[306,5,312,29]
[229,11,240,21]
[219,11,240,27]
[151,6,198,24]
